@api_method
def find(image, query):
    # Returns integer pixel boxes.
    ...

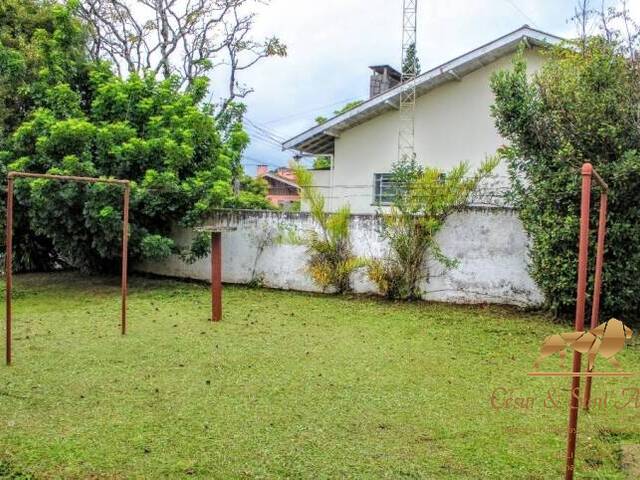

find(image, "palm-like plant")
[291,164,362,293]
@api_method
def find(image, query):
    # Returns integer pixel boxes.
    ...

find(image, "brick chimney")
[369,65,402,98]
[256,165,268,176]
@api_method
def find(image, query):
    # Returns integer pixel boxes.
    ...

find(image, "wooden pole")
[565,163,593,480]
[211,232,222,322]
[583,192,608,410]
[121,184,130,335]
[5,178,13,366]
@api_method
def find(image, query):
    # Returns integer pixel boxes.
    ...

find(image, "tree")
[0,1,271,273]
[3,67,270,273]
[0,0,88,138]
[367,158,497,300]
[312,100,363,170]
[0,2,272,272]
[0,0,90,271]
[570,0,639,59]
[76,0,287,115]
[402,42,421,77]
[490,34,640,318]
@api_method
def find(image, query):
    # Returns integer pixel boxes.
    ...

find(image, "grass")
[1,272,640,479]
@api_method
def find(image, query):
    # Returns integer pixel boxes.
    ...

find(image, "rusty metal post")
[121,184,130,335]
[583,192,608,410]
[211,232,222,322]
[565,164,593,480]
[5,177,13,366]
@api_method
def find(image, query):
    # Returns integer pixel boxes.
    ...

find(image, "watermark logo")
[490,318,637,412]
[528,318,634,377]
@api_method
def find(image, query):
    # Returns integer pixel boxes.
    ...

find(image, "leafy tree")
[313,100,363,170]
[2,69,270,272]
[368,158,498,300]
[0,0,90,271]
[402,42,421,77]
[287,164,362,293]
[0,0,87,138]
[0,1,270,273]
[490,38,640,318]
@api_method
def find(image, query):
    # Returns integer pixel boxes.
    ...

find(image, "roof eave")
[261,172,300,189]
[282,26,564,155]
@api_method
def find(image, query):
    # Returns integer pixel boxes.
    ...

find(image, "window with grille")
[373,173,398,205]
[373,171,447,205]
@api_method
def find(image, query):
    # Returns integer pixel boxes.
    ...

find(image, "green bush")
[491,40,640,319]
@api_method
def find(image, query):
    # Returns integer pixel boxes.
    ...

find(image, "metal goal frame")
[4,172,131,365]
[565,162,609,479]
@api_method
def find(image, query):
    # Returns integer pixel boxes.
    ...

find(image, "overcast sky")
[224,0,628,174]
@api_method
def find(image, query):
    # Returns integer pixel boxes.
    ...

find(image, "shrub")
[491,40,640,318]
[368,158,498,300]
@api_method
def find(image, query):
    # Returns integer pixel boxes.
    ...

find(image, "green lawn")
[1,273,639,479]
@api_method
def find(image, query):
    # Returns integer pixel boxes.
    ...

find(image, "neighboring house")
[256,165,301,208]
[283,25,563,214]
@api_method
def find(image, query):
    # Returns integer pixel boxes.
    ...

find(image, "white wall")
[136,208,543,307]
[310,169,331,187]
[309,168,331,202]
[325,49,545,213]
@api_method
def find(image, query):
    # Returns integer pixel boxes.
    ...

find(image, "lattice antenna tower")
[398,0,418,165]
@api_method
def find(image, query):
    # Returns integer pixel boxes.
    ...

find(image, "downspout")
[329,154,335,212]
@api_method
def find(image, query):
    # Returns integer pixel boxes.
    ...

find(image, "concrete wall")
[324,49,545,214]
[136,208,543,307]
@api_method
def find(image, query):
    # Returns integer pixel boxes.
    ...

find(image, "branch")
[79,0,287,114]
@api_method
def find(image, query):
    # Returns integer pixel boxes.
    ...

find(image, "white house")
[282,26,563,214]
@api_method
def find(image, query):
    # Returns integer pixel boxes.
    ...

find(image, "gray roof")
[282,25,564,155]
